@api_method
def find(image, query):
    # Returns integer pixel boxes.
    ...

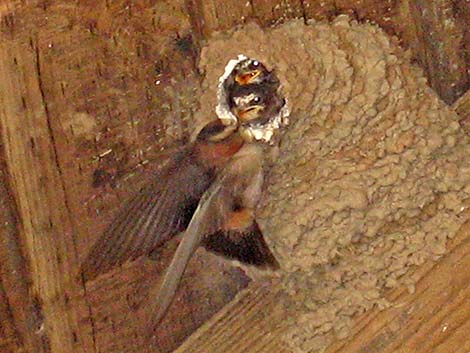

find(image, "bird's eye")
[252,96,262,104]
[252,60,259,67]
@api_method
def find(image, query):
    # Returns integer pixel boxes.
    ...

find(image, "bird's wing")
[81,147,214,281]
[143,144,277,330]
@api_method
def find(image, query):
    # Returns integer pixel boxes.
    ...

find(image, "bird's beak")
[235,70,261,85]
[236,105,265,122]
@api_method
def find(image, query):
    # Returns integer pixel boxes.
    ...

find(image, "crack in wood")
[81,276,98,353]
[32,36,80,256]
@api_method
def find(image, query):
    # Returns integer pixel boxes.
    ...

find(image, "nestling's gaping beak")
[235,70,262,85]
[235,105,265,122]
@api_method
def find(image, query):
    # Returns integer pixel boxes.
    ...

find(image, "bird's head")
[230,59,277,86]
[229,84,285,126]
[216,55,290,142]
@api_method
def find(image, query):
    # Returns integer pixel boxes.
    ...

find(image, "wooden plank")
[1,2,252,352]
[1,2,468,353]
[401,0,469,104]
[454,89,470,132]
[0,280,21,353]
[174,281,290,353]
[0,36,95,353]
[175,220,470,353]
[185,0,254,39]
[0,146,42,353]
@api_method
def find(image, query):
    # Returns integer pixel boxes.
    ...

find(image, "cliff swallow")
[144,140,279,332]
[81,119,278,282]
[142,81,287,330]
[81,56,288,334]
[216,56,289,141]
[220,58,280,118]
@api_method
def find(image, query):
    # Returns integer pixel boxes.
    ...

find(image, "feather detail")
[203,220,279,269]
[142,144,278,331]
[81,146,214,281]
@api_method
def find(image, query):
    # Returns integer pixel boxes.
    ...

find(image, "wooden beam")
[454,89,470,132]
[175,220,470,353]
[0,280,21,353]
[0,38,95,353]
[174,281,290,353]
[402,0,469,104]
[0,145,44,353]
[1,2,251,352]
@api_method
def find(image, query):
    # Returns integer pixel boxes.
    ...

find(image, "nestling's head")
[229,84,285,126]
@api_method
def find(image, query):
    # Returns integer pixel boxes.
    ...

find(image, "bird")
[225,58,279,88]
[142,78,288,330]
[143,135,278,332]
[228,83,286,126]
[80,57,287,333]
[80,118,280,280]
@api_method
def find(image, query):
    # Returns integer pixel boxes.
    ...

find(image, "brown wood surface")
[403,0,469,104]
[174,219,470,353]
[0,1,248,353]
[187,0,469,105]
[455,90,470,133]
[0,37,96,353]
[0,1,469,353]
[0,145,38,353]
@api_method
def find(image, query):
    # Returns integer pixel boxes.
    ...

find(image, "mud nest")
[195,16,470,353]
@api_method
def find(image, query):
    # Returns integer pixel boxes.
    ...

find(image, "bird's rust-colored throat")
[196,133,245,168]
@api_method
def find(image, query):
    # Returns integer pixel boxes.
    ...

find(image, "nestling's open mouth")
[236,105,264,122]
[235,70,261,85]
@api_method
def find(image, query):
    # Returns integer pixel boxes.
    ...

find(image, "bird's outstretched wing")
[142,144,278,330]
[81,147,215,281]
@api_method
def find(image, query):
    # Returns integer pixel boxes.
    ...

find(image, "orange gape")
[235,70,261,85]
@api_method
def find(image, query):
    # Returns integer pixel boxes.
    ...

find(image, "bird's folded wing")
[143,171,233,330]
[144,144,274,329]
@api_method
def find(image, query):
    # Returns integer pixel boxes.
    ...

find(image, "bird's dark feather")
[202,221,279,269]
[81,146,215,281]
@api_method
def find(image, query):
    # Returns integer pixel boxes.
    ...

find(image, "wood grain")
[0,144,41,353]
[185,0,469,104]
[0,281,21,353]
[454,90,470,133]
[174,281,290,353]
[174,219,470,353]
[0,38,95,353]
[0,2,250,352]
[403,0,469,104]
[0,1,469,353]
